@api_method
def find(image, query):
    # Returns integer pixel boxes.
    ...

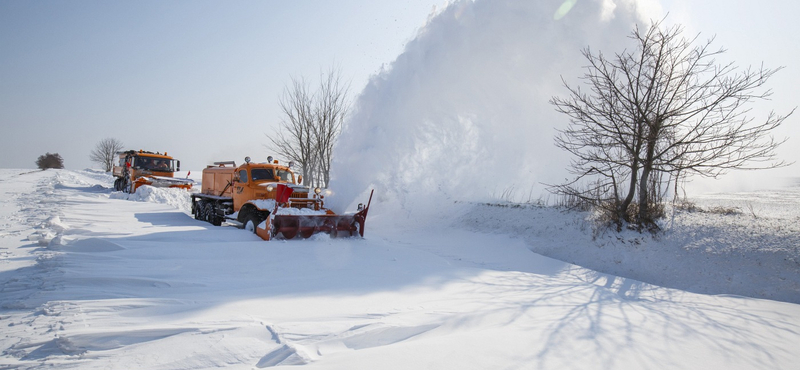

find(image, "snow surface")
[1,169,799,369]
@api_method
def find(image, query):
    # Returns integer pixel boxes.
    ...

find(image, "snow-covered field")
[1,168,798,369]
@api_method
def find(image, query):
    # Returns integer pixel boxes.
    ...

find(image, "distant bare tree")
[36,152,64,170]
[90,137,124,172]
[267,67,350,188]
[550,20,793,231]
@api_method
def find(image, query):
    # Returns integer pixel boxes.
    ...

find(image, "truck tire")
[198,202,212,224]
[202,203,213,223]
[122,178,132,193]
[193,200,205,220]
[243,213,264,234]
[207,203,222,226]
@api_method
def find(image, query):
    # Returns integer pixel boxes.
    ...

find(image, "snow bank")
[457,195,800,303]
[79,168,116,184]
[328,0,657,217]
[110,185,193,214]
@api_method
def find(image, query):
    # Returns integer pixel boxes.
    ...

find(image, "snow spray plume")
[328,0,661,221]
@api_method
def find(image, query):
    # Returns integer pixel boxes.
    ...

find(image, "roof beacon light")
[267,156,273,163]
[245,156,251,164]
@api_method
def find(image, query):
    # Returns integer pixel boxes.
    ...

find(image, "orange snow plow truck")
[112,150,193,193]
[191,156,372,241]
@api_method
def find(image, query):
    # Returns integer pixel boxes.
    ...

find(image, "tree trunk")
[638,135,657,224]
[618,161,638,223]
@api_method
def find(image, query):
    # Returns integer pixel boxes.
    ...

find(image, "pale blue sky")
[1,0,442,170]
[1,0,798,182]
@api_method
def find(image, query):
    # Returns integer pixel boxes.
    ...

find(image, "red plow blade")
[272,214,364,239]
[256,189,373,241]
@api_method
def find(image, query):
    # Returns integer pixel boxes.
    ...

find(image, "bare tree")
[313,67,350,188]
[269,77,317,185]
[550,20,793,230]
[36,152,64,170]
[90,137,124,172]
[267,68,349,188]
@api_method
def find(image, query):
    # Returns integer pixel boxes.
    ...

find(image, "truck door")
[231,169,248,211]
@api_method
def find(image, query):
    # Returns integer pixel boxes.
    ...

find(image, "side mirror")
[176,160,181,172]
[297,175,303,185]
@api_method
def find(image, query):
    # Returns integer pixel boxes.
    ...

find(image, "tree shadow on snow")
[469,270,800,370]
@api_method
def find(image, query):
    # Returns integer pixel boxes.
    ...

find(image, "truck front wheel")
[243,213,264,234]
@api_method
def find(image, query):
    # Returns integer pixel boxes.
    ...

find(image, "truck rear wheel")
[206,203,222,226]
[196,201,213,224]
[193,200,205,220]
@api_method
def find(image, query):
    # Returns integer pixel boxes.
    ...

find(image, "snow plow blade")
[135,176,194,190]
[256,190,373,241]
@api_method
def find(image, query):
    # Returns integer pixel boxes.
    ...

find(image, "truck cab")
[233,163,295,209]
[195,157,325,227]
[112,150,191,193]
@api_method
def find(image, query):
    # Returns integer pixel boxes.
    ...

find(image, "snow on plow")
[256,187,373,241]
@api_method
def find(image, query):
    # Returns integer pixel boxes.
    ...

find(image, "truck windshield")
[251,168,274,181]
[136,157,173,172]
[276,169,294,183]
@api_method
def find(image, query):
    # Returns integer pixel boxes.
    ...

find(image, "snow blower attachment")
[256,185,373,241]
[190,157,373,240]
[112,150,193,193]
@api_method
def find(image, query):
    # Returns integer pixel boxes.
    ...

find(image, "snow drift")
[110,185,194,214]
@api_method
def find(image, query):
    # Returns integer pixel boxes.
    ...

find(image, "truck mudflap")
[256,189,373,241]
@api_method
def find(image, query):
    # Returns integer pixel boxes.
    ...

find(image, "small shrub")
[36,153,64,170]
[673,199,741,216]
[706,206,741,215]
[673,199,701,212]
[554,192,594,211]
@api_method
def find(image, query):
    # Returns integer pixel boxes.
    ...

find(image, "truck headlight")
[314,187,322,194]
[266,185,274,192]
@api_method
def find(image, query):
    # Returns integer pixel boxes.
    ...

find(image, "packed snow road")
[1,169,799,369]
